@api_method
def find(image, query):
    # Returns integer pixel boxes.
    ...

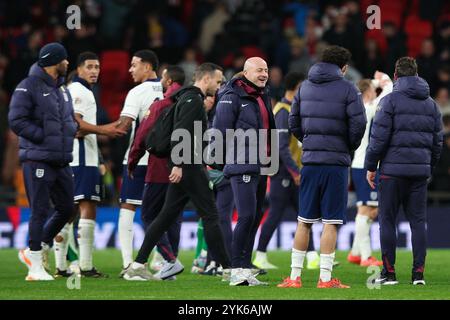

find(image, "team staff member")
[123,63,231,282]
[9,42,78,281]
[126,65,186,279]
[115,50,164,272]
[366,57,443,286]
[280,46,366,289]
[214,57,275,286]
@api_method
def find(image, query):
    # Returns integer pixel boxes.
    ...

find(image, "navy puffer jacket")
[289,62,367,166]
[213,77,276,177]
[8,63,77,166]
[365,76,443,178]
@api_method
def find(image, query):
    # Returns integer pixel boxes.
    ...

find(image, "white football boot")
[19,248,54,281]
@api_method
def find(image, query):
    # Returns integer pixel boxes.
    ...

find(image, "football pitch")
[0,249,449,300]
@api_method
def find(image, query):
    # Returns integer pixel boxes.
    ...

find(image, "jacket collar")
[225,76,269,98]
[28,63,65,88]
[145,77,161,82]
[164,82,182,98]
[72,75,92,91]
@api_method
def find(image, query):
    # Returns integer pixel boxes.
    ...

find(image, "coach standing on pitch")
[365,57,443,286]
[8,42,78,281]
[214,57,275,286]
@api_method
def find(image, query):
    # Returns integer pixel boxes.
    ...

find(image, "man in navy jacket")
[8,42,78,281]
[365,57,443,286]
[279,46,366,289]
[214,57,276,286]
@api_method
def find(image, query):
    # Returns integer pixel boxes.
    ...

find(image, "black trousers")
[135,165,231,268]
[378,175,428,273]
[141,183,182,262]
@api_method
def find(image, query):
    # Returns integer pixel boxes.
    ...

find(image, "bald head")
[243,57,269,88]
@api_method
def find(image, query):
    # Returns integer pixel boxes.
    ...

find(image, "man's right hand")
[127,164,135,179]
[293,174,301,186]
[101,121,127,138]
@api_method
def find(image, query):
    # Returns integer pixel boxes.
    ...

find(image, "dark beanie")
[38,42,68,67]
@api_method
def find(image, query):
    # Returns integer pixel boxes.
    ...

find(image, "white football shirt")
[352,80,393,169]
[68,80,99,167]
[120,79,163,165]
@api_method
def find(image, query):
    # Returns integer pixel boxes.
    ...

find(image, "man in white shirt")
[348,71,393,267]
[54,52,126,278]
[115,50,164,273]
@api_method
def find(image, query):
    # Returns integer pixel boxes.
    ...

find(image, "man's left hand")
[366,170,376,189]
[169,166,183,184]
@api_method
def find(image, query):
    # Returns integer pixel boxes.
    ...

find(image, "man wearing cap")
[8,42,78,281]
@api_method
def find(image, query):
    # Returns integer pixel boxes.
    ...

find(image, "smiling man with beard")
[214,57,276,286]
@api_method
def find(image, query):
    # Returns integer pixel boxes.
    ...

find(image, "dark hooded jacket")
[365,76,443,178]
[8,63,77,166]
[289,62,367,166]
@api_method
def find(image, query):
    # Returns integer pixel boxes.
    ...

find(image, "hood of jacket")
[393,76,430,100]
[307,62,343,84]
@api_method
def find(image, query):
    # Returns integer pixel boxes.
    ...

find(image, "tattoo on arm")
[117,116,133,132]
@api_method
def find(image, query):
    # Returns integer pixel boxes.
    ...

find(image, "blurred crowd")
[1,0,450,206]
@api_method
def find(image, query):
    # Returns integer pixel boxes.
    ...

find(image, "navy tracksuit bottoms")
[22,161,75,251]
[230,174,267,268]
[378,175,428,273]
[141,183,182,261]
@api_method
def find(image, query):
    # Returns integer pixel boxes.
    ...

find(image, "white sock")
[78,218,96,271]
[358,215,373,260]
[54,223,70,271]
[132,262,144,270]
[352,214,372,259]
[320,252,335,282]
[118,208,135,268]
[255,250,267,261]
[290,248,306,280]
[351,214,362,256]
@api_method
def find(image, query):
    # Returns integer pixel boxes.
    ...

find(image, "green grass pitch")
[0,249,449,300]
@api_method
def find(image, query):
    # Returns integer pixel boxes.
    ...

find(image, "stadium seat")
[404,15,433,57]
[365,29,387,55]
[99,50,131,120]
[378,0,405,28]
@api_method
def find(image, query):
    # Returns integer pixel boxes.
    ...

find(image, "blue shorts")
[351,168,379,207]
[299,165,348,225]
[72,166,101,202]
[119,165,146,205]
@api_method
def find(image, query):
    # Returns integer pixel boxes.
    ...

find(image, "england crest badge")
[282,179,290,188]
[36,169,45,178]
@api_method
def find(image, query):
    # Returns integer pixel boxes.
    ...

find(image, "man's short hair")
[166,65,185,86]
[193,63,223,82]
[321,45,352,69]
[357,79,373,94]
[284,71,305,91]
[133,49,159,71]
[77,51,99,67]
[395,57,418,77]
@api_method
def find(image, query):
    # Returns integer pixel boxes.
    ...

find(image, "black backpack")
[145,101,178,158]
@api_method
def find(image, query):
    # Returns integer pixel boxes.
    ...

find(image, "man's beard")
[57,64,67,77]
